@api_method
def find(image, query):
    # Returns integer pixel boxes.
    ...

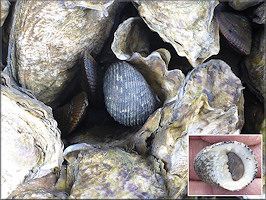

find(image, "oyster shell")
[111,17,185,104]
[194,141,258,191]
[252,2,265,24]
[133,0,220,67]
[0,0,10,26]
[111,17,150,60]
[6,0,118,107]
[111,17,244,197]
[243,28,265,101]
[1,72,64,198]
[129,59,244,197]
[229,0,262,10]
[63,143,167,199]
[103,61,159,126]
[8,172,68,199]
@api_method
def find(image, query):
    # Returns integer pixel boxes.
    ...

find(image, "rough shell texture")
[111,17,150,60]
[111,17,185,103]
[243,28,265,100]
[252,3,265,24]
[229,0,261,10]
[129,59,244,197]
[0,0,10,26]
[216,12,252,55]
[8,173,68,199]
[103,61,158,126]
[134,0,220,67]
[111,20,243,198]
[6,0,118,107]
[1,72,64,199]
[53,92,89,136]
[194,141,258,191]
[63,144,167,199]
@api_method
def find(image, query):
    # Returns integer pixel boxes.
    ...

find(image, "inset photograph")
[188,135,262,196]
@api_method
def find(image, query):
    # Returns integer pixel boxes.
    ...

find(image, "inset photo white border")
[188,135,263,198]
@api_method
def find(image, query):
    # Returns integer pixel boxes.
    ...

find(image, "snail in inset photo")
[193,141,258,191]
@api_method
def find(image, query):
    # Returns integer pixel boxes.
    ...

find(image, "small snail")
[194,141,258,191]
[103,61,158,126]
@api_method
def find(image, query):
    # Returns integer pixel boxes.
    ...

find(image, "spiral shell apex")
[194,141,257,191]
[103,61,158,126]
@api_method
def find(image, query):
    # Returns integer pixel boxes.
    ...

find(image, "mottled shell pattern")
[194,141,258,191]
[103,61,158,126]
[63,143,167,199]
[6,0,118,108]
[133,0,220,67]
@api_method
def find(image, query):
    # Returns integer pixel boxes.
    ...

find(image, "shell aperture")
[194,141,257,191]
[227,152,244,181]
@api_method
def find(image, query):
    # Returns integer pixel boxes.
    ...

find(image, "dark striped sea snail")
[103,61,159,126]
[194,141,257,191]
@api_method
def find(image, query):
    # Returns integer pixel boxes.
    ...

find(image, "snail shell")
[103,61,158,126]
[194,141,257,191]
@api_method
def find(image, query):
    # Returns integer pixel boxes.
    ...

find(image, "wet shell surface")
[103,61,158,126]
[194,141,258,191]
[216,12,252,55]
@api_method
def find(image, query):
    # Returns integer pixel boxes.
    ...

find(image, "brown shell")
[53,92,89,136]
[216,12,252,55]
[103,61,158,126]
[81,50,103,107]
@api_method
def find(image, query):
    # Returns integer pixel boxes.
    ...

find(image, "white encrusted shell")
[194,141,258,191]
[134,0,220,67]
[1,73,64,198]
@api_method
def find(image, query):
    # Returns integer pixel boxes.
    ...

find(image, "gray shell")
[103,61,158,126]
[194,141,258,191]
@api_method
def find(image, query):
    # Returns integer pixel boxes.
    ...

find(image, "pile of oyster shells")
[1,0,264,199]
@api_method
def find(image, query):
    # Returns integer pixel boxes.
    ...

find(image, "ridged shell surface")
[53,92,89,136]
[194,141,257,191]
[216,12,252,55]
[103,62,157,126]
[81,50,103,106]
